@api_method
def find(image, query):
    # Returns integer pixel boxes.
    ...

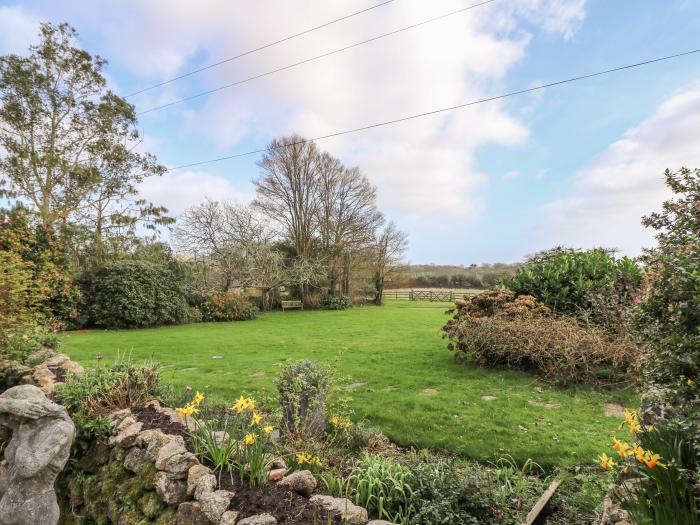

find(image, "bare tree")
[173,200,268,290]
[371,222,408,305]
[253,135,320,260]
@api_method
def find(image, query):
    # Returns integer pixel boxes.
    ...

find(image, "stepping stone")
[347,382,366,389]
[211,356,223,359]
[481,395,497,401]
[603,403,626,417]
[383,386,397,391]
[421,388,439,396]
[181,368,197,372]
[251,371,265,377]
[528,399,561,409]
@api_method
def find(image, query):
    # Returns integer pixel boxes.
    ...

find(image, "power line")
[125,0,396,98]
[136,0,498,115]
[164,48,700,172]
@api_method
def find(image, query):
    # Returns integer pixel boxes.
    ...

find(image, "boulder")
[124,446,149,474]
[137,429,172,461]
[278,470,317,497]
[107,408,133,426]
[310,495,368,524]
[198,490,234,523]
[268,468,286,481]
[193,474,218,501]
[187,464,214,496]
[32,364,56,394]
[155,436,188,469]
[219,511,240,525]
[109,421,143,447]
[237,514,277,525]
[155,471,188,505]
[44,354,69,367]
[164,452,199,478]
[176,501,210,525]
[60,360,85,375]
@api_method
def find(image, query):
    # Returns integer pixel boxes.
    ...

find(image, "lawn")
[60,301,637,469]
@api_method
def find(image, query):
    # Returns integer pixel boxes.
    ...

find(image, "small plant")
[348,452,416,524]
[596,410,698,524]
[200,290,258,322]
[57,355,161,415]
[277,360,330,437]
[179,392,275,487]
[288,451,323,475]
[321,466,352,498]
[322,294,351,310]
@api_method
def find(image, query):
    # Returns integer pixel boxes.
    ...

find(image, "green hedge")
[81,260,188,328]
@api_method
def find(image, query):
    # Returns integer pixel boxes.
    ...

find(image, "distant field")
[60,300,636,468]
[386,287,481,294]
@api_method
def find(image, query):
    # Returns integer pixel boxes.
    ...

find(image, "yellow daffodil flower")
[250,412,262,426]
[598,453,616,469]
[193,391,205,405]
[263,425,274,434]
[244,433,256,445]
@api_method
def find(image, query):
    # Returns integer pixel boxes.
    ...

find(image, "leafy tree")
[639,168,700,444]
[0,22,169,236]
[371,222,408,305]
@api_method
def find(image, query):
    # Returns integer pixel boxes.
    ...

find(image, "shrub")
[452,289,550,319]
[504,247,643,318]
[443,314,638,387]
[638,168,700,455]
[277,360,330,437]
[322,294,351,310]
[81,260,188,328]
[57,357,161,415]
[200,290,258,322]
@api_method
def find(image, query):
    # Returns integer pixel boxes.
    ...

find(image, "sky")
[1,0,700,264]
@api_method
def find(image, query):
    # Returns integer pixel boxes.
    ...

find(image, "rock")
[310,495,368,524]
[124,446,149,473]
[527,399,561,409]
[220,510,240,525]
[212,431,230,446]
[109,421,143,447]
[268,468,287,481]
[44,354,69,367]
[368,521,398,525]
[155,436,188,469]
[268,456,286,469]
[176,501,210,525]
[481,395,497,401]
[60,360,85,375]
[603,403,626,418]
[138,491,162,518]
[107,408,133,426]
[237,514,277,525]
[25,348,55,363]
[194,473,218,501]
[32,364,56,394]
[278,470,317,497]
[155,471,188,505]
[164,452,199,478]
[0,385,75,525]
[420,388,438,396]
[187,464,214,496]
[198,490,234,523]
[137,429,172,461]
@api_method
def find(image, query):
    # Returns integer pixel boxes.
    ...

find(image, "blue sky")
[2,0,700,264]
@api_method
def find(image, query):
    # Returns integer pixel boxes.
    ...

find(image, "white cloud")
[538,85,700,254]
[0,6,40,54]
[502,170,522,180]
[138,170,253,216]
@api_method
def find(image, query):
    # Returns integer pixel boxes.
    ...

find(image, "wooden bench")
[281,300,303,311]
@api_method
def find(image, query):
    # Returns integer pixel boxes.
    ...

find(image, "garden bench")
[281,300,303,311]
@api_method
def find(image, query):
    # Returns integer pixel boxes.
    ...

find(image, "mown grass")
[60,300,637,468]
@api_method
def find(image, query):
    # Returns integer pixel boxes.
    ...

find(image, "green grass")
[60,301,637,468]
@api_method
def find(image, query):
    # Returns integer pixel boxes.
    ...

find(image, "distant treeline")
[396,263,521,289]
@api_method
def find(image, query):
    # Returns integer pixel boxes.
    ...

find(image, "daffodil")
[232,396,248,414]
[193,391,205,405]
[250,412,262,426]
[643,451,667,469]
[598,453,616,469]
[263,425,274,434]
[244,433,256,445]
[612,439,632,458]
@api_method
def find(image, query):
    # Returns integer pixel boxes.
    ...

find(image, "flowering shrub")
[198,290,258,322]
[180,392,275,487]
[277,360,330,436]
[596,409,698,523]
[322,294,351,310]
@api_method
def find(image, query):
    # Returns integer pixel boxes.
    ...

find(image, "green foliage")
[57,357,161,415]
[81,259,188,328]
[0,323,59,362]
[0,205,81,328]
[322,294,351,310]
[638,167,700,455]
[277,360,330,437]
[71,409,112,455]
[505,247,643,318]
[197,289,258,322]
[443,297,639,386]
[349,453,416,524]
